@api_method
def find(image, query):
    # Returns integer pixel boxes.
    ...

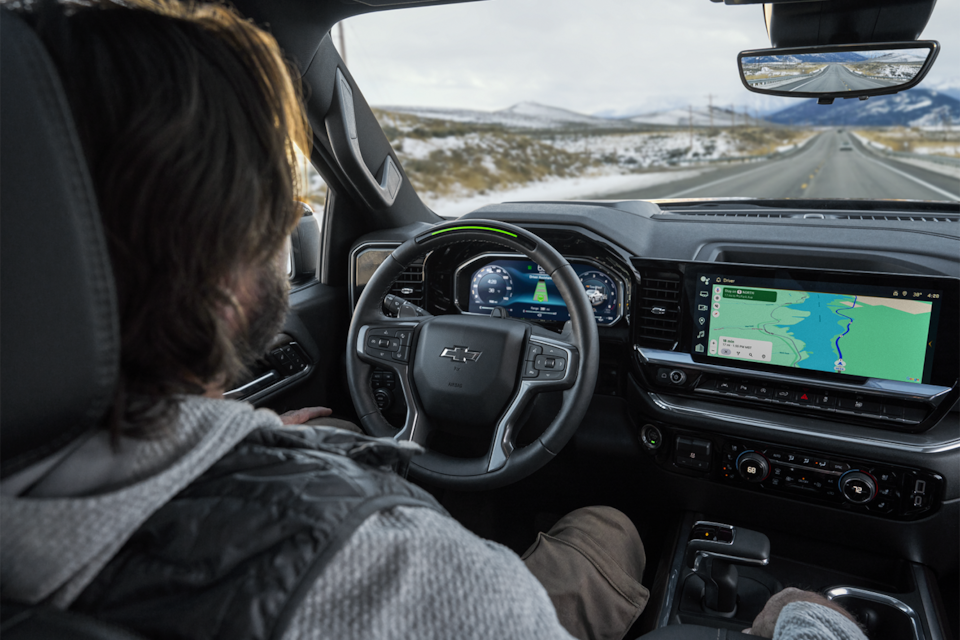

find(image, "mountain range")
[766,89,960,127]
[380,87,960,130]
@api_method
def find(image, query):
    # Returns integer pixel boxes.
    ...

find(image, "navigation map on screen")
[702,284,934,383]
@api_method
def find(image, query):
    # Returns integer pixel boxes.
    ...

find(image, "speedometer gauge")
[579,270,619,324]
[472,265,515,306]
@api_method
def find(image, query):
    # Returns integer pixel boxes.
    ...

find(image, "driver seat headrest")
[0,9,120,477]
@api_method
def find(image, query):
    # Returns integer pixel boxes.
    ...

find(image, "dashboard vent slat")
[637,271,682,349]
[390,259,425,307]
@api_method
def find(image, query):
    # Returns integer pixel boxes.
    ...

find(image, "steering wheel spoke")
[487,335,579,471]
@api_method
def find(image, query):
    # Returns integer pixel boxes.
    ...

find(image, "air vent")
[390,258,425,307]
[637,270,682,349]
[656,210,959,222]
[657,211,792,218]
[831,214,959,222]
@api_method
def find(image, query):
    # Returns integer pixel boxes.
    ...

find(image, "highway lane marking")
[664,161,780,197]
[858,152,960,202]
[663,140,827,198]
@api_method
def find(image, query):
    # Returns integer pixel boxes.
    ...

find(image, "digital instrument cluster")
[456,255,623,326]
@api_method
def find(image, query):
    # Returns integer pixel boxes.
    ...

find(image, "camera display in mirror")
[739,41,939,101]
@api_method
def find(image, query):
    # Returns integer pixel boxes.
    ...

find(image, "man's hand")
[279,406,333,425]
[744,587,858,637]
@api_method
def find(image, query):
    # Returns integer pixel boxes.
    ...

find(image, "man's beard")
[237,260,290,371]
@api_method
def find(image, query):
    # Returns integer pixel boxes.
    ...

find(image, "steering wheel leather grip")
[346,220,599,490]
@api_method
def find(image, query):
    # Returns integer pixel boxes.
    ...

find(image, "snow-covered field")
[375,105,807,215]
[428,168,712,217]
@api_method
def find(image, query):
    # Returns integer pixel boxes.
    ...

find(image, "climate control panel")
[642,424,944,521]
[718,439,941,520]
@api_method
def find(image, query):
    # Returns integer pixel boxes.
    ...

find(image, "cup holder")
[825,587,925,640]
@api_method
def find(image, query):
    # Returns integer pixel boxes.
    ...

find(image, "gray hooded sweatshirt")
[0,396,864,640]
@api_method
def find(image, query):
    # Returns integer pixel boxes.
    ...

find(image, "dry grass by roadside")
[854,127,960,157]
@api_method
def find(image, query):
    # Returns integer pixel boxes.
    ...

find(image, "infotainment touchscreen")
[690,274,943,384]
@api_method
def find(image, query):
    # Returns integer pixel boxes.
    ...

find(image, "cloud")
[338,0,959,116]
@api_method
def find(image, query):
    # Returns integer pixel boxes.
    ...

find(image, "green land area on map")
[708,286,932,382]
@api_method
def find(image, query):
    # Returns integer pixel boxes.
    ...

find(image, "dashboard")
[349,198,959,532]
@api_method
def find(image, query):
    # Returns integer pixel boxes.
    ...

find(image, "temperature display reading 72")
[460,257,622,325]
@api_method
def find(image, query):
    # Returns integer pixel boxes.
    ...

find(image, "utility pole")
[707,94,715,127]
[689,105,694,149]
[730,104,735,127]
[337,22,347,66]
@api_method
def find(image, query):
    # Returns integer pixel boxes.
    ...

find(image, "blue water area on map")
[778,293,856,372]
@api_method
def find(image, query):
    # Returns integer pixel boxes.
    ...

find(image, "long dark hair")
[24,0,312,436]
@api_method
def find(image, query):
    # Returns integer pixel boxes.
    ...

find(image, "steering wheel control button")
[526,344,543,361]
[534,354,565,371]
[392,346,409,362]
[736,451,770,483]
[373,388,393,410]
[523,363,539,379]
[839,471,877,504]
[675,436,712,471]
[394,329,412,345]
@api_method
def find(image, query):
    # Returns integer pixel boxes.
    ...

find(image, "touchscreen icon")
[698,317,705,326]
[698,304,708,311]
[700,291,708,297]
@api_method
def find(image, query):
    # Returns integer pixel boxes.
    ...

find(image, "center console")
[630,259,959,521]
[655,514,945,640]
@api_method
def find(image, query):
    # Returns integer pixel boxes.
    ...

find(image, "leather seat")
[0,8,137,640]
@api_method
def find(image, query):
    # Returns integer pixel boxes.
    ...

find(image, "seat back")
[0,9,119,477]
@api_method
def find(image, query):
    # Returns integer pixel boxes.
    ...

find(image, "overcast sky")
[336,0,960,116]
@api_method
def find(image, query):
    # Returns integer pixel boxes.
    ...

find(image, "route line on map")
[833,295,857,363]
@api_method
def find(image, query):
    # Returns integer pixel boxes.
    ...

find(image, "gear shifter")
[684,522,771,616]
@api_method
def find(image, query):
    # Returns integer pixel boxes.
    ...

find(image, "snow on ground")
[379,102,630,131]
[550,130,742,167]
[915,145,960,156]
[396,134,477,159]
[427,168,712,217]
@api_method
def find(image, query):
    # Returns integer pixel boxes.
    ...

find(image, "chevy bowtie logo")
[440,346,481,363]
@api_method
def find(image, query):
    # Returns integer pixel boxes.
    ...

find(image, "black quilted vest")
[70,426,445,640]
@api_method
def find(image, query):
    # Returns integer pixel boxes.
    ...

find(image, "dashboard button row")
[695,375,928,424]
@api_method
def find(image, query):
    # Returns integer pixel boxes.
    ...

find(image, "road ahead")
[604,130,959,202]
[759,63,903,93]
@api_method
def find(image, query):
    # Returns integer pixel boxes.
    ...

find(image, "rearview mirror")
[738,41,939,102]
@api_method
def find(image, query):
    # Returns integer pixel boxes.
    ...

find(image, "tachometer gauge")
[579,270,619,324]
[472,265,515,306]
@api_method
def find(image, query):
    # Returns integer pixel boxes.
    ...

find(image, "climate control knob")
[736,451,770,483]
[839,470,877,504]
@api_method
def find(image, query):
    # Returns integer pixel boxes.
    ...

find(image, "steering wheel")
[346,220,599,490]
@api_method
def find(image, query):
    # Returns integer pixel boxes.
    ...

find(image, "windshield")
[338,1,959,216]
